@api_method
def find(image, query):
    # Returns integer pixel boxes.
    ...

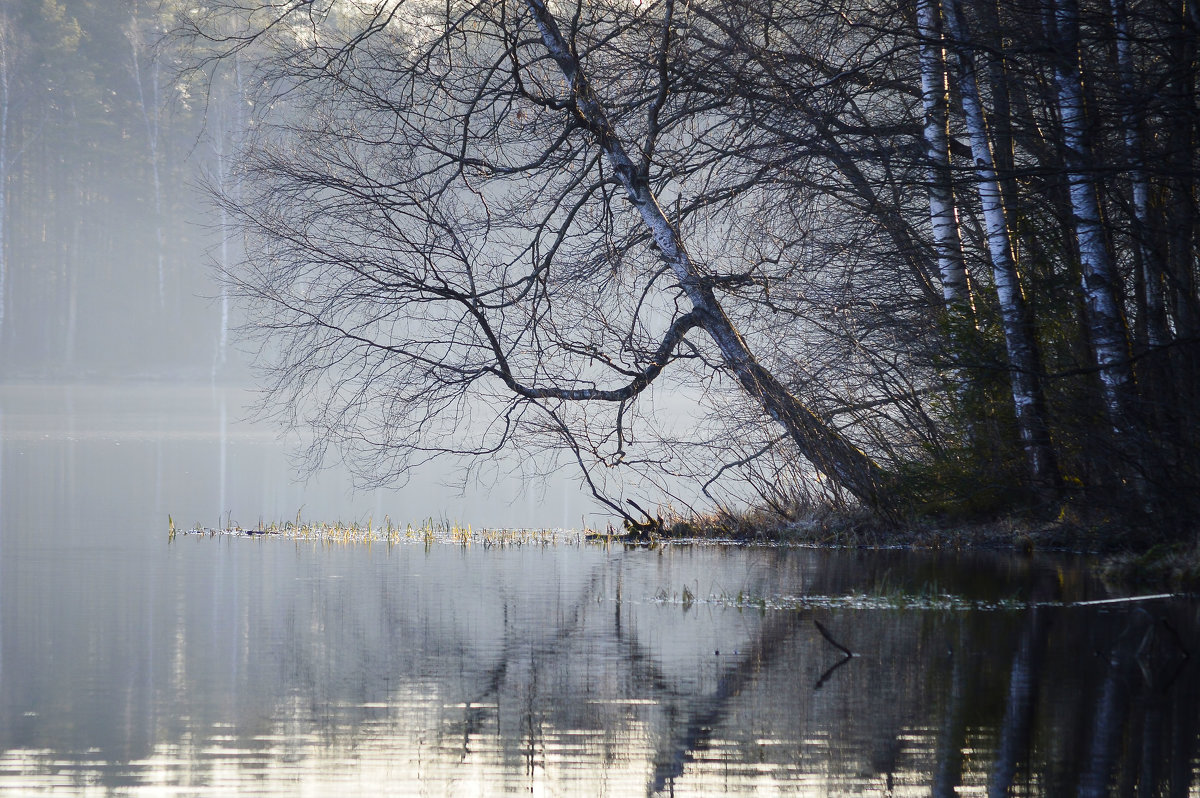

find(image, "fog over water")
[1,6,1198,796]
[0,383,590,531]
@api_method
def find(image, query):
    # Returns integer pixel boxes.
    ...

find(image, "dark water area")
[2,384,1198,796]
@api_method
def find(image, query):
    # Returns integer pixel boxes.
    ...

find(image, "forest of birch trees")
[2,0,1197,536]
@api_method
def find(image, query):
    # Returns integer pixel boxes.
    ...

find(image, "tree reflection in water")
[1,543,1196,796]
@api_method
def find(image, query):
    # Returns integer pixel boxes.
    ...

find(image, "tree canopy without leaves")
[183,0,1200,535]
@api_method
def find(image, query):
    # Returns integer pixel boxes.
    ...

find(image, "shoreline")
[650,507,1200,590]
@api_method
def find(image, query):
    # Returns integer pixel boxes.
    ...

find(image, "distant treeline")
[0,0,243,380]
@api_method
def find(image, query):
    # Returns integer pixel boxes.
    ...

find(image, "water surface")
[2,384,1197,796]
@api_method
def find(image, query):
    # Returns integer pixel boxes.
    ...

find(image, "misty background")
[0,1,592,528]
[0,1,245,381]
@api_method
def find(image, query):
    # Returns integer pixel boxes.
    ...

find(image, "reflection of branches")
[440,565,612,752]
[646,610,815,794]
[814,654,853,690]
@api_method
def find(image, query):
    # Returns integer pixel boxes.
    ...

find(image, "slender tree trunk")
[979,0,1024,231]
[1164,1,1200,348]
[524,0,889,510]
[213,53,245,379]
[917,0,972,316]
[943,0,1060,495]
[213,110,230,378]
[128,13,165,308]
[1045,0,1139,438]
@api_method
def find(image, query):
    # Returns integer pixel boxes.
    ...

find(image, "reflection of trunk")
[526,0,888,510]
[989,613,1043,798]
[1167,659,1200,797]
[1137,678,1163,798]
[932,629,968,798]
[1077,647,1131,798]
[942,0,1059,494]
[646,609,813,791]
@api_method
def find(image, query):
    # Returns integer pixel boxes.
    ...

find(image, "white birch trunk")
[524,0,888,509]
[917,0,971,313]
[1047,0,1138,432]
[943,0,1058,489]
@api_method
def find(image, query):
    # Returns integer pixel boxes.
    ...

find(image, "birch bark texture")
[942,0,1059,491]
[1044,0,1139,436]
[917,0,970,314]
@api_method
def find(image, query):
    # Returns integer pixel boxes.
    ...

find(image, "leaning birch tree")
[521,0,887,506]
[182,0,896,520]
[179,0,1200,531]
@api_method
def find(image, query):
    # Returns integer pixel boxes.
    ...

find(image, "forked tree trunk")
[524,0,890,511]
[942,0,1059,494]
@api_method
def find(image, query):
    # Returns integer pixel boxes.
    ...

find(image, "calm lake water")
[1,383,1197,796]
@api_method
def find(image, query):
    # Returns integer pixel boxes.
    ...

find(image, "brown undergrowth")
[651,500,1200,590]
